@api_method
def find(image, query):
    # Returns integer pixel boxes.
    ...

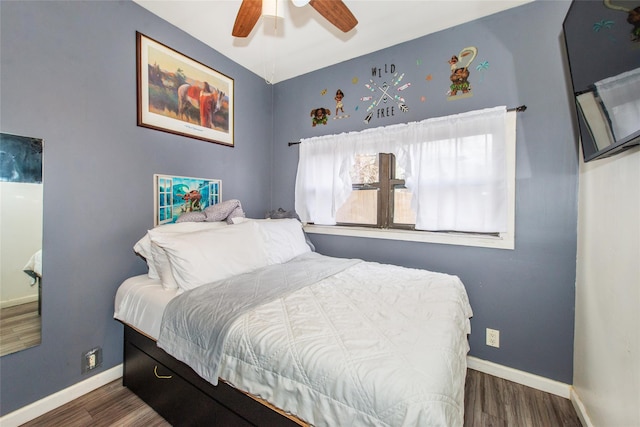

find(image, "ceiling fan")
[232,0,358,37]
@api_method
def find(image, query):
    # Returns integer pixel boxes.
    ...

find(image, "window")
[157,176,174,224]
[336,153,416,229]
[295,106,517,249]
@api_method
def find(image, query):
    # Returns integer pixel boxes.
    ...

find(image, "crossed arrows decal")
[361,72,411,123]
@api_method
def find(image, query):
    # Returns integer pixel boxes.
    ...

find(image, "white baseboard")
[570,387,595,427]
[0,364,123,427]
[1,359,576,425]
[467,356,571,398]
[1,294,39,309]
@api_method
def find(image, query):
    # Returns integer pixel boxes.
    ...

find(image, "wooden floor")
[0,301,41,356]
[21,369,581,427]
[463,369,581,427]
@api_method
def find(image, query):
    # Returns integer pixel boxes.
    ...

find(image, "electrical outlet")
[82,347,102,374]
[486,328,500,348]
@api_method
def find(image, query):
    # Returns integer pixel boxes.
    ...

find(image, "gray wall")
[0,0,273,415]
[272,1,578,383]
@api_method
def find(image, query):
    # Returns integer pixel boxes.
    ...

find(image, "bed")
[114,217,473,426]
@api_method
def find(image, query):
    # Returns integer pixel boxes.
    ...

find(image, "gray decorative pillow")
[176,211,207,223]
[204,199,242,222]
[226,206,246,224]
[266,207,300,220]
[265,208,315,252]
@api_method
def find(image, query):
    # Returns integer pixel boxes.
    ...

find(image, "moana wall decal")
[447,46,477,100]
[310,108,331,126]
[333,89,350,120]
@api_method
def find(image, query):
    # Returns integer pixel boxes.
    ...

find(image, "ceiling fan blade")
[232,0,262,37]
[308,0,358,33]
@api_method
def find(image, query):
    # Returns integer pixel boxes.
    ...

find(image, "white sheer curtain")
[295,106,510,232]
[294,123,404,225]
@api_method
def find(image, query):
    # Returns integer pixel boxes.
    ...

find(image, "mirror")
[0,132,43,357]
[563,0,640,162]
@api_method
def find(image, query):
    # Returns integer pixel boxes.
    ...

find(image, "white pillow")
[148,221,267,292]
[133,221,227,280]
[234,218,311,265]
[150,242,180,290]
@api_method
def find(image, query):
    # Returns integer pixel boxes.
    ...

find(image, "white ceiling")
[134,0,534,84]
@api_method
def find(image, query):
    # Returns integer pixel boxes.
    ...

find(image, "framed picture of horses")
[137,32,234,147]
[154,174,222,226]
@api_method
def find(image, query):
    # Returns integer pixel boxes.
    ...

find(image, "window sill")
[303,224,514,250]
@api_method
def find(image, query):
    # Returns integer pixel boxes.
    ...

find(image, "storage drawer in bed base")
[123,325,302,426]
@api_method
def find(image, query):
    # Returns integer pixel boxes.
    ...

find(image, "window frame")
[336,153,415,230]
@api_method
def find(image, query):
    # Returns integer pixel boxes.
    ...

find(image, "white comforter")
[215,259,472,427]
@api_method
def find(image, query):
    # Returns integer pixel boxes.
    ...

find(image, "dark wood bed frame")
[122,324,304,426]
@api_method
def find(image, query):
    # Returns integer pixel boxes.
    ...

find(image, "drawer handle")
[153,365,172,379]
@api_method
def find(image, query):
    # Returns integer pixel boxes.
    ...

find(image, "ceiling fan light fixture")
[262,0,285,18]
[232,0,357,38]
[291,0,310,7]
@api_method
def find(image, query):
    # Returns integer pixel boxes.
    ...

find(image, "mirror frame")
[0,132,43,357]
[563,0,640,162]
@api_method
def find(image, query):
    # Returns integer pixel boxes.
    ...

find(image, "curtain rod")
[288,105,527,146]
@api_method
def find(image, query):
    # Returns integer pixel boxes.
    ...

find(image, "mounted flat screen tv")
[563,0,640,162]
